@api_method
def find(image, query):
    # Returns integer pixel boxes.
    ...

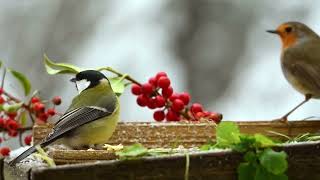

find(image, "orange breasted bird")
[267,21,320,122]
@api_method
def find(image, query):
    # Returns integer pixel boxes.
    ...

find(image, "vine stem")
[97,67,141,85]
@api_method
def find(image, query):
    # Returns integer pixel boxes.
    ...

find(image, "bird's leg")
[276,94,312,123]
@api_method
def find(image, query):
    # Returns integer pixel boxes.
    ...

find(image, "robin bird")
[267,21,320,123]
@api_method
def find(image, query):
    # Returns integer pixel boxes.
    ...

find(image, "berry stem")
[97,67,141,85]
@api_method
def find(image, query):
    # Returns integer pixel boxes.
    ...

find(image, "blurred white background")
[1,0,320,125]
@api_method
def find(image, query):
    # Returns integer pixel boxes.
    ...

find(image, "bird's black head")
[70,70,108,89]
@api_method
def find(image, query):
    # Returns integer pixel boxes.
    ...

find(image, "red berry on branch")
[147,98,157,109]
[191,103,204,114]
[38,113,49,122]
[141,83,154,95]
[169,93,179,102]
[52,96,62,105]
[0,88,3,95]
[0,118,4,128]
[31,97,40,104]
[171,99,185,112]
[131,84,142,95]
[166,110,180,121]
[195,112,205,119]
[148,77,158,87]
[7,112,17,119]
[209,112,223,123]
[0,96,5,104]
[158,77,171,89]
[0,147,10,156]
[179,92,190,105]
[155,72,167,80]
[155,95,166,108]
[6,119,19,130]
[47,108,56,116]
[8,130,18,137]
[137,95,148,107]
[162,86,173,98]
[153,110,165,121]
[33,102,45,112]
[24,135,32,145]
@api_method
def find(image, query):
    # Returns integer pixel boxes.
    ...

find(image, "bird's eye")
[285,27,292,33]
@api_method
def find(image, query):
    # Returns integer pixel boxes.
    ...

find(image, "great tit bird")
[9,70,120,166]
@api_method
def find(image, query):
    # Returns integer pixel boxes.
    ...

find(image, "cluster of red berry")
[0,87,61,156]
[131,72,222,123]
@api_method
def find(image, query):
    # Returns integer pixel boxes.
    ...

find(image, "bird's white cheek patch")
[76,79,90,94]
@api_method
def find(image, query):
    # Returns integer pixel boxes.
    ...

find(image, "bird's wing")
[44,105,114,143]
[289,61,320,92]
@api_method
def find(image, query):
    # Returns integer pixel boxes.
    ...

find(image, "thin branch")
[98,67,141,85]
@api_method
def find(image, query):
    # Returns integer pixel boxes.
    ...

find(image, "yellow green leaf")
[43,54,82,75]
[8,69,31,96]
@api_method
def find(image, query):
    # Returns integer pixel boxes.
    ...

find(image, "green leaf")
[8,69,31,96]
[3,102,23,113]
[238,162,256,180]
[259,148,288,175]
[244,151,257,163]
[109,76,126,96]
[20,111,28,127]
[116,143,148,159]
[44,54,82,75]
[255,166,288,180]
[254,134,275,148]
[216,122,240,148]
[233,135,256,152]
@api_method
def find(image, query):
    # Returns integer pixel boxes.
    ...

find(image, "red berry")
[7,112,17,119]
[52,96,62,105]
[47,108,56,116]
[31,97,40,104]
[155,96,166,108]
[0,88,3,95]
[6,119,19,130]
[157,77,171,89]
[33,102,45,112]
[169,93,179,102]
[171,99,185,112]
[8,130,18,137]
[209,112,223,123]
[148,77,158,87]
[191,103,204,114]
[162,86,173,98]
[141,83,154,95]
[38,113,49,122]
[24,135,32,145]
[195,112,205,119]
[147,98,157,109]
[0,96,5,104]
[137,95,148,107]
[0,147,10,156]
[203,111,211,117]
[166,110,180,121]
[131,84,142,95]
[179,92,190,105]
[155,72,167,80]
[153,110,165,121]
[0,118,4,128]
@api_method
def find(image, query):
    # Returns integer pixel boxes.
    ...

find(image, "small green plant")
[201,122,288,180]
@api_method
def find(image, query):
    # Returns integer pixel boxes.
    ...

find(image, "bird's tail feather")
[8,145,38,166]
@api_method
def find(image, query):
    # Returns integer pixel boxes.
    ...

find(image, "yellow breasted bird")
[9,70,120,165]
[267,21,320,122]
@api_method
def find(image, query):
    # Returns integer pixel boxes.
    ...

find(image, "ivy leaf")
[259,148,288,175]
[116,143,148,159]
[238,162,256,180]
[20,111,28,127]
[216,122,240,148]
[3,102,23,113]
[44,54,82,75]
[109,76,126,96]
[8,69,31,96]
[233,135,256,152]
[255,166,288,180]
[254,134,275,148]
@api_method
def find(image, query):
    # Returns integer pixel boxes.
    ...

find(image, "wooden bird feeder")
[2,120,320,180]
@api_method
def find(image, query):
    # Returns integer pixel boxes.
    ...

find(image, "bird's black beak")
[266,30,279,34]
[70,77,77,82]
